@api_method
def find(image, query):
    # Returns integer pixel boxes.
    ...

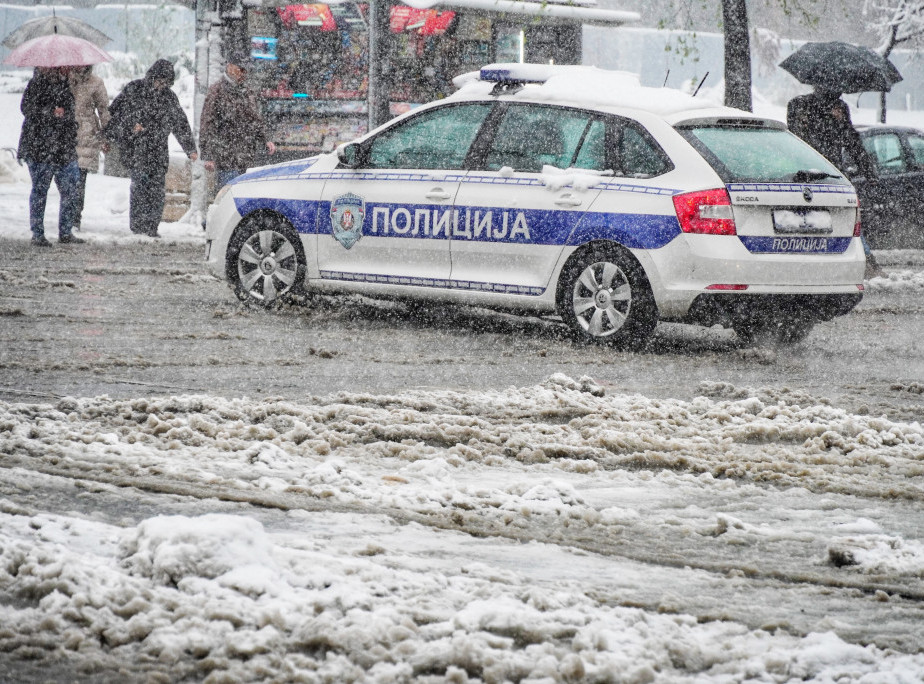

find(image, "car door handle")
[426,188,452,201]
[555,193,582,207]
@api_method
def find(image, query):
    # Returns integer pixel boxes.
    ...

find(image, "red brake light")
[854,200,862,237]
[673,188,737,235]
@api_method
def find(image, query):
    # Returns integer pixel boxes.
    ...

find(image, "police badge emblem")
[330,193,366,249]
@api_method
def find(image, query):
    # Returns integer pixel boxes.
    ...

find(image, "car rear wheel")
[228,215,306,307]
[557,244,657,349]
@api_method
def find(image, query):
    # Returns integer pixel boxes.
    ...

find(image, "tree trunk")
[879,27,898,124]
[723,0,752,111]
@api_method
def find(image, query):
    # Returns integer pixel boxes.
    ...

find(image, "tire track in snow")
[4,455,923,605]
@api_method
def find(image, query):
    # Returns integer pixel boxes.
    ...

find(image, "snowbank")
[1,376,923,680]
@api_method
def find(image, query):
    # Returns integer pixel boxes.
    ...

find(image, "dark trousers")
[27,160,80,240]
[129,167,167,236]
[74,167,89,229]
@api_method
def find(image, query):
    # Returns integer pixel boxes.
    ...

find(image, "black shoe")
[31,236,52,247]
[59,235,85,244]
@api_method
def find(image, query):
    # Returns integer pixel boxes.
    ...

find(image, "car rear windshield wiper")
[791,169,842,182]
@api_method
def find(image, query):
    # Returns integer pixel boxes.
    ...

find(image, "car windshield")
[677,125,850,184]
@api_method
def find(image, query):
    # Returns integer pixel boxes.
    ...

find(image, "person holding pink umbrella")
[17,66,83,246]
[5,33,111,246]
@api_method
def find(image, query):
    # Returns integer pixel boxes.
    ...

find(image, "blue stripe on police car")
[234,197,681,249]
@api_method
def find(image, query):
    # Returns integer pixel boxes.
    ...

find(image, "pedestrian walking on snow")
[104,59,197,237]
[18,66,84,246]
[68,65,110,230]
[199,52,275,195]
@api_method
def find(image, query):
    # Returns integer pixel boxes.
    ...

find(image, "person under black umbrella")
[787,88,884,278]
[787,87,876,178]
[104,59,198,237]
[17,66,84,246]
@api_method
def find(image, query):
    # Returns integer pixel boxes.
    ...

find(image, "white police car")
[204,64,865,348]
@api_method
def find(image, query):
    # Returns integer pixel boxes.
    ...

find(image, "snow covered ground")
[2,72,924,681]
[2,376,924,681]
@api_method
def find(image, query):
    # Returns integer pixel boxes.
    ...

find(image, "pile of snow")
[866,268,924,291]
[1,376,924,680]
[0,146,28,184]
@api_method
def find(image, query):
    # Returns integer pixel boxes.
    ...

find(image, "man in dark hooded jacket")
[18,66,83,246]
[105,59,198,237]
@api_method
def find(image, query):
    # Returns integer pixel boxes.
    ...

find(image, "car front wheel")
[557,244,657,349]
[228,215,306,307]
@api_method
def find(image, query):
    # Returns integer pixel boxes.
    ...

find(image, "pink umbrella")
[2,33,111,68]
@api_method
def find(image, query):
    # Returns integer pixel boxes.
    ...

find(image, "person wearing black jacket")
[104,59,198,237]
[787,87,884,278]
[18,67,83,247]
[787,88,878,179]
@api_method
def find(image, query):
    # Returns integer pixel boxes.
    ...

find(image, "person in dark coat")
[199,53,275,194]
[787,87,877,179]
[787,87,883,278]
[104,59,198,237]
[18,66,84,247]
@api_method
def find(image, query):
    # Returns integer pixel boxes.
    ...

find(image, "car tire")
[556,244,657,349]
[228,214,306,307]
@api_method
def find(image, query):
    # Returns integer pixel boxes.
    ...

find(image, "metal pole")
[189,0,214,225]
[367,0,390,131]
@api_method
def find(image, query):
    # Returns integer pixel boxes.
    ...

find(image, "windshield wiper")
[792,169,841,183]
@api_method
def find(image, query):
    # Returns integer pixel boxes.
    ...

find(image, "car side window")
[862,133,906,175]
[483,105,605,172]
[572,119,607,171]
[367,103,493,170]
[613,120,672,178]
[906,134,924,170]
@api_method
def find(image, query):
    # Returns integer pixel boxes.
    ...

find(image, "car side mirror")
[336,142,362,169]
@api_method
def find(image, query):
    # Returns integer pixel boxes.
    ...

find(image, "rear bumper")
[637,233,866,318]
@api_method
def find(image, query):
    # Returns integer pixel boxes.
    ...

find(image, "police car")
[204,63,865,348]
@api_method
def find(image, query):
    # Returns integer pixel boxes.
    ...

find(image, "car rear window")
[677,125,850,184]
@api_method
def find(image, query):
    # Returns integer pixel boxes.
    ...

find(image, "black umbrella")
[779,41,902,93]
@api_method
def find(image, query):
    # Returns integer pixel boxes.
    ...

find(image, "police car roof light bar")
[478,63,597,85]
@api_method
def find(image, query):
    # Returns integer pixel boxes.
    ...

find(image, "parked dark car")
[854,125,924,249]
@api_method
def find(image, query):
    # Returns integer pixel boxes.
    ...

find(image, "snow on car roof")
[450,63,774,125]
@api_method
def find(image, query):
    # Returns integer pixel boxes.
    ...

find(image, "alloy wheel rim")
[571,260,631,337]
[237,229,298,302]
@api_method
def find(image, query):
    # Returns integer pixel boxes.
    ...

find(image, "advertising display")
[234,2,579,157]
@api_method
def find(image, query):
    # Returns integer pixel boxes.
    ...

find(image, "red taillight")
[705,284,749,291]
[854,200,862,237]
[672,188,737,235]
